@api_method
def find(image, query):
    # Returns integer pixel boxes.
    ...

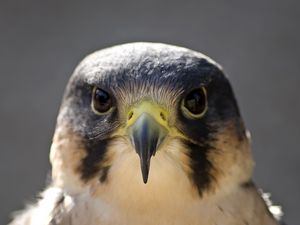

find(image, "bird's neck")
[61,182,277,225]
[59,150,278,225]
[51,136,277,225]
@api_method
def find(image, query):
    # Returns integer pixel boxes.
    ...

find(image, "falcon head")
[50,43,253,198]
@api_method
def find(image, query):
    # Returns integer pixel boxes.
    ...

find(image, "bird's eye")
[182,87,207,118]
[91,87,113,114]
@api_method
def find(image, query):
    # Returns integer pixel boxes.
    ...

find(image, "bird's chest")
[70,190,210,225]
[64,151,253,225]
[68,191,248,225]
[68,152,218,225]
[67,193,261,225]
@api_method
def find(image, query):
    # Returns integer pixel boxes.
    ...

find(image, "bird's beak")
[127,102,168,183]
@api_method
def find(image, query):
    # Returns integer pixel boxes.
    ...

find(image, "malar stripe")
[80,137,113,182]
[183,140,214,197]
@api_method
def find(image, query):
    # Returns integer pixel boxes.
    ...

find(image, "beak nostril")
[160,112,166,121]
[128,111,134,120]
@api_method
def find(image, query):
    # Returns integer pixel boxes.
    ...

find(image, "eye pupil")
[183,88,207,116]
[95,89,109,102]
[92,88,112,113]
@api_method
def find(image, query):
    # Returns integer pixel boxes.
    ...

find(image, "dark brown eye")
[182,87,207,117]
[92,87,113,114]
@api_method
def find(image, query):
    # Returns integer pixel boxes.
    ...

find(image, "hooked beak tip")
[143,174,149,184]
[140,159,150,184]
[128,113,167,184]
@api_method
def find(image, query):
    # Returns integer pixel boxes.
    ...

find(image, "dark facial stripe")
[99,166,110,183]
[79,138,112,183]
[183,140,214,197]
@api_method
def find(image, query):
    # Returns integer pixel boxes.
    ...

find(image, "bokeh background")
[0,0,299,224]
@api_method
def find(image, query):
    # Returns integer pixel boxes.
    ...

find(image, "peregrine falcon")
[9,42,283,225]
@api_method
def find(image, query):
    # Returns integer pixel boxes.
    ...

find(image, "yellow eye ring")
[91,86,114,115]
[181,87,208,119]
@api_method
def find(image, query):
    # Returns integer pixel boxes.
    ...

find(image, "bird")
[9,42,283,225]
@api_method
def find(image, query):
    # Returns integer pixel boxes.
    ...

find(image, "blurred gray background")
[0,0,299,224]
